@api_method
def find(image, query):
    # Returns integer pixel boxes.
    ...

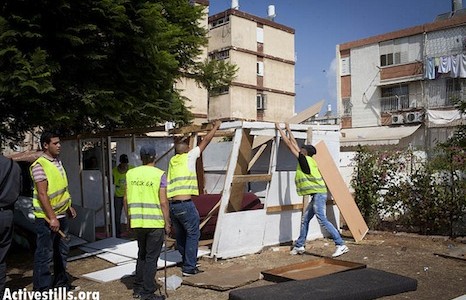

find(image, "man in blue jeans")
[167,120,221,276]
[276,123,349,258]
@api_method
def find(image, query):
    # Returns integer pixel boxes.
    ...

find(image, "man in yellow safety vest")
[167,120,221,276]
[275,123,349,258]
[30,131,77,292]
[124,145,170,300]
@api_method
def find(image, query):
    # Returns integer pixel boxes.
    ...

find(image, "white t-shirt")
[187,146,201,172]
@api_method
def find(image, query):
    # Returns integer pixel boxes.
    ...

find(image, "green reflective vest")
[167,153,198,198]
[30,156,71,218]
[295,156,327,195]
[112,165,134,197]
[126,166,165,228]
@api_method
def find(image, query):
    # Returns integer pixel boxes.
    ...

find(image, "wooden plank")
[252,100,324,148]
[262,258,366,282]
[248,144,267,171]
[314,141,369,242]
[228,129,253,212]
[232,174,272,184]
[267,204,303,213]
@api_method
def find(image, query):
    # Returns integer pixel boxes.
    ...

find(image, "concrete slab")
[182,264,262,291]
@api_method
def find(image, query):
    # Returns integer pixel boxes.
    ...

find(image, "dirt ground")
[5,230,466,300]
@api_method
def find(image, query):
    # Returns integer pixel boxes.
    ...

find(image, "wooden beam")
[248,144,267,171]
[232,174,272,184]
[252,100,325,149]
[267,204,303,213]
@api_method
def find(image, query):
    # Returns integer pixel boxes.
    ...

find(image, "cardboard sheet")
[314,141,369,242]
[261,258,366,282]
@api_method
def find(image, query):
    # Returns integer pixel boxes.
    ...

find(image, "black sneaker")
[182,267,204,277]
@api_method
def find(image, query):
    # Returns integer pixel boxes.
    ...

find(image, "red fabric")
[170,193,264,240]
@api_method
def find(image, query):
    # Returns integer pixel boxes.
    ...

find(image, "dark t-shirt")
[0,155,21,207]
[298,153,311,175]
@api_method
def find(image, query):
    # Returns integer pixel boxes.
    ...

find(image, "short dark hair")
[302,144,317,157]
[40,131,60,150]
[119,154,129,163]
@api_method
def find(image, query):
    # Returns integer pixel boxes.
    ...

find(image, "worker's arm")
[159,187,171,235]
[36,180,60,232]
[285,123,301,153]
[198,120,221,153]
[275,123,300,157]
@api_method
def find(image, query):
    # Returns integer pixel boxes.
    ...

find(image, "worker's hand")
[49,217,60,232]
[67,206,77,219]
[165,224,171,236]
[212,120,221,128]
[275,122,280,129]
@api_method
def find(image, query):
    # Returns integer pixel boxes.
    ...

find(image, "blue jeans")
[169,200,200,273]
[295,193,344,248]
[33,217,70,291]
[133,228,164,298]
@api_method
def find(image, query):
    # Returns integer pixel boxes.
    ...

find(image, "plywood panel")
[314,141,369,242]
[262,258,366,282]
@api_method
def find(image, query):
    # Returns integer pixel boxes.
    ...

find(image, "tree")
[193,58,238,95]
[0,0,207,148]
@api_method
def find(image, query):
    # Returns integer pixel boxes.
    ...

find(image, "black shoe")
[182,267,204,277]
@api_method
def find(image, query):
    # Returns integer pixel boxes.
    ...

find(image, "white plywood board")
[81,262,136,283]
[214,210,266,259]
[82,249,211,283]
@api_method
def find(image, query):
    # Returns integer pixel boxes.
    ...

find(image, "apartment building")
[336,4,466,150]
[174,0,210,125]
[207,5,296,122]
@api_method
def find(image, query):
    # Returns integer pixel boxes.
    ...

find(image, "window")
[257,61,264,76]
[379,35,421,67]
[257,27,264,43]
[210,16,230,29]
[341,57,350,75]
[257,94,267,110]
[210,86,229,96]
[209,49,230,60]
[342,98,352,116]
[380,85,409,112]
[446,78,462,106]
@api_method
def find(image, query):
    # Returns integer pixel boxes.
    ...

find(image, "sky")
[208,0,455,115]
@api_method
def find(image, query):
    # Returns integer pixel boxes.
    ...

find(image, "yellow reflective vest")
[126,166,165,228]
[295,156,327,196]
[167,153,198,198]
[30,156,71,218]
[113,165,134,197]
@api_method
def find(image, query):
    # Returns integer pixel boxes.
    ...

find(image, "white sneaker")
[332,245,349,257]
[290,246,305,255]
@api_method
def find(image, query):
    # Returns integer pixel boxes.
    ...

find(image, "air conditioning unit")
[405,111,424,123]
[391,114,404,125]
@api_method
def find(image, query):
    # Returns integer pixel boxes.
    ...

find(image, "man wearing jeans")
[276,123,349,258]
[31,131,77,291]
[167,120,221,276]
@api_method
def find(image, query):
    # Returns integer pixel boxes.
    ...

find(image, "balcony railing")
[380,95,410,112]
